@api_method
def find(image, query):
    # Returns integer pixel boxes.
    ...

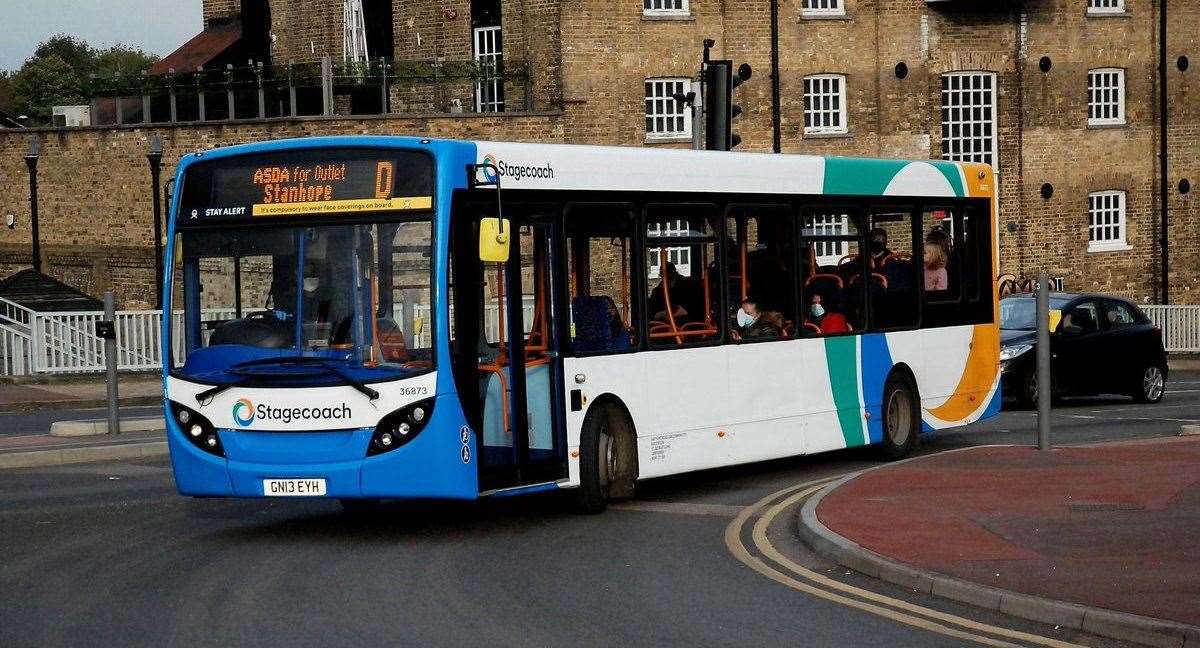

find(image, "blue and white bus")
[163,136,1000,512]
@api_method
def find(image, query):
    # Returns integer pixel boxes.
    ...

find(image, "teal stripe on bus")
[821,158,909,196]
[824,336,865,448]
[930,161,966,198]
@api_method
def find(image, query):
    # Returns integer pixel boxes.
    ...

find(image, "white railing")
[0,296,537,376]
[1143,305,1200,353]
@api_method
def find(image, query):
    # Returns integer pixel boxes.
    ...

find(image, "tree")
[0,70,13,113]
[7,35,158,124]
[10,54,84,122]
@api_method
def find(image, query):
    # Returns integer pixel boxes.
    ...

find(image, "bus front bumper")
[166,414,479,500]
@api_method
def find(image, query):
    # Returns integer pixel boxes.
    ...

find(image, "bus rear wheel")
[879,373,919,461]
[574,401,636,514]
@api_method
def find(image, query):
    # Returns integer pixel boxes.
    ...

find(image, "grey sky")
[0,0,203,71]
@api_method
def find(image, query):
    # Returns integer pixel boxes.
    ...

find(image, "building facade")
[0,0,1195,306]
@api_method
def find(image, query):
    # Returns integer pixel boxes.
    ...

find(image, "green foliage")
[0,70,13,113]
[8,34,159,124]
[10,54,84,121]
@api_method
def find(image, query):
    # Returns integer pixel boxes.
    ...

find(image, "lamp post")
[147,135,164,308]
[24,137,41,274]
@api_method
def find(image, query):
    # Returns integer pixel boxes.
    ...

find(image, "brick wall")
[0,114,564,308]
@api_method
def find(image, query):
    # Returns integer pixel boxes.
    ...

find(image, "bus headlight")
[369,398,435,456]
[169,402,224,458]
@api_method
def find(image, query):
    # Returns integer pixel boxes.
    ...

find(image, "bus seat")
[803,322,822,335]
[571,296,613,353]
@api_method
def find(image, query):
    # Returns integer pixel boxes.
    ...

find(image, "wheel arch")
[582,393,640,483]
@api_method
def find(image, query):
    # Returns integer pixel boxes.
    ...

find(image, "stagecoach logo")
[232,398,255,426]
[480,153,554,184]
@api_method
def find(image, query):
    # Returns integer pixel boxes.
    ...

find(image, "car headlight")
[999,343,1034,362]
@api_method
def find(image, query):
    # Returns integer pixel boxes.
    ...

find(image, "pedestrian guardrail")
[1143,305,1200,353]
[0,296,535,376]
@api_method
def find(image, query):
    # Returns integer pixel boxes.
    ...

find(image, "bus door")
[453,204,568,492]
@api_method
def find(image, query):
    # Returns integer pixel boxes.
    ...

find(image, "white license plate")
[263,478,327,497]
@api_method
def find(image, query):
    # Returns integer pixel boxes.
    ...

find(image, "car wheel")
[878,373,919,461]
[1131,364,1166,404]
[574,401,636,514]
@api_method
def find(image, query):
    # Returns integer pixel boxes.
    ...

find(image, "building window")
[646,219,692,278]
[645,78,692,140]
[941,72,998,170]
[474,26,504,113]
[809,212,850,265]
[803,74,847,135]
[1088,190,1129,252]
[1087,0,1125,15]
[801,0,845,17]
[1087,68,1126,126]
[643,0,688,16]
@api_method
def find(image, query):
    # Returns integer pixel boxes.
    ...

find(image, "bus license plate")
[263,478,327,497]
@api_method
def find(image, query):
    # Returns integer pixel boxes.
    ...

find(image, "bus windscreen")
[178,148,434,224]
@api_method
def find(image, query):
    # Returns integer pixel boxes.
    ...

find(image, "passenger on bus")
[650,262,704,324]
[925,226,951,255]
[869,227,893,263]
[600,295,632,350]
[924,241,949,291]
[735,299,782,339]
[301,260,333,322]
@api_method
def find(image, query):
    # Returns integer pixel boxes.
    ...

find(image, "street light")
[24,136,41,274]
[147,135,165,308]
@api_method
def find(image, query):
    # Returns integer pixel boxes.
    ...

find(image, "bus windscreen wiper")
[230,355,331,369]
[198,361,380,403]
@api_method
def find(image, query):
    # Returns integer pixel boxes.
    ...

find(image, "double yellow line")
[724,479,1088,648]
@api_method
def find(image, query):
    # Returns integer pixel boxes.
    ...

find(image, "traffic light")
[704,60,752,151]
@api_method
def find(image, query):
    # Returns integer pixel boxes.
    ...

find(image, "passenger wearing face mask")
[735,298,782,339]
[869,227,892,264]
[300,261,332,323]
[808,293,850,334]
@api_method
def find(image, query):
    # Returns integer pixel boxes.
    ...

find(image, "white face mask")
[303,277,319,293]
[810,303,826,318]
[736,309,758,328]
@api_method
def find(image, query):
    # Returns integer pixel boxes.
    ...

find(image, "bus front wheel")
[574,401,636,514]
[879,373,919,461]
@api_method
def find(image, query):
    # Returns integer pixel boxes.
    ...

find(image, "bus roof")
[472,140,987,199]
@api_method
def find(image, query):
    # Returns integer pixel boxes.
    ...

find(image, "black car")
[1000,293,1168,407]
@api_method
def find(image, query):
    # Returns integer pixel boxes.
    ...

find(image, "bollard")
[103,292,120,435]
[1036,272,1051,450]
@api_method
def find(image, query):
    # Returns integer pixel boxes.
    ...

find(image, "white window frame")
[808,213,850,266]
[644,78,693,141]
[803,74,848,136]
[643,0,689,17]
[1086,0,1125,16]
[647,220,693,278]
[473,26,504,113]
[1087,190,1131,252]
[940,71,999,172]
[801,0,845,18]
[1087,68,1126,126]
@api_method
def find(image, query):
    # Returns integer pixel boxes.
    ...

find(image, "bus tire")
[879,373,919,461]
[574,401,636,514]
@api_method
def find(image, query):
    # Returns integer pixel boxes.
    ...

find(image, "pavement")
[0,374,162,412]
[802,436,1200,647]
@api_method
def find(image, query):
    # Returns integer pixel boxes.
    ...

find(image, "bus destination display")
[179,149,434,222]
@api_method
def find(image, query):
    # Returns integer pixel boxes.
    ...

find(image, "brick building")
[0,0,1196,306]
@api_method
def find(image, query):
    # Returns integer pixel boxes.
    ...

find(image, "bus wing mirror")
[479,217,511,263]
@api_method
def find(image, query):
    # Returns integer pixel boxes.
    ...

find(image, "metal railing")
[0,296,537,376]
[86,56,534,126]
[1143,305,1200,353]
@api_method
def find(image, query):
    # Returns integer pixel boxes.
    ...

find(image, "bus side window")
[725,204,796,341]
[800,207,863,336]
[868,209,918,330]
[565,203,638,355]
[645,205,721,347]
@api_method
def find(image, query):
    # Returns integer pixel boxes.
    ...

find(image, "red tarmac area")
[817,437,1200,626]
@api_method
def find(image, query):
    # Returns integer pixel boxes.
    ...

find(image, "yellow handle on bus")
[479,217,511,263]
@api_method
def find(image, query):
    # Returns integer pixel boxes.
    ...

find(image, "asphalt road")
[1,374,1196,647]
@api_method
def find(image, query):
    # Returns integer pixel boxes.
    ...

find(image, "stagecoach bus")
[162,136,1000,512]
